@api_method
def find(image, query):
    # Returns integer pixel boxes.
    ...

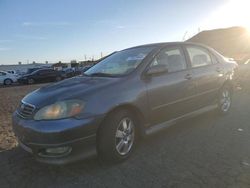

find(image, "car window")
[209,52,220,64]
[85,46,155,76]
[150,47,187,73]
[36,70,47,75]
[0,72,6,76]
[187,46,212,68]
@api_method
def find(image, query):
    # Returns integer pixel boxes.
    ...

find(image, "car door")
[34,70,47,82]
[145,45,197,125]
[44,69,55,81]
[184,45,224,109]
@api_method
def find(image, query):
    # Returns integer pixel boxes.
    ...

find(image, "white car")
[0,71,18,85]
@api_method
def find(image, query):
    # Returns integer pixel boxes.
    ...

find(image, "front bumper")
[12,112,104,165]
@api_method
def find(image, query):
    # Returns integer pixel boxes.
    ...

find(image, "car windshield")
[27,68,39,74]
[85,46,155,77]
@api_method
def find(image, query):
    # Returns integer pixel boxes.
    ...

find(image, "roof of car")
[125,42,209,50]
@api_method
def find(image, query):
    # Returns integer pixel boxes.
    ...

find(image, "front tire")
[97,110,137,163]
[217,85,232,114]
[4,79,12,85]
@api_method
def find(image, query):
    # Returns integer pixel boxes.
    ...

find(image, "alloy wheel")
[115,117,135,156]
[4,79,12,85]
[220,89,231,112]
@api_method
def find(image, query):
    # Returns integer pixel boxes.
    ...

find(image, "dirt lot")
[0,84,46,150]
[0,64,250,188]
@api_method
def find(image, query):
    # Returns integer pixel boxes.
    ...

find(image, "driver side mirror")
[146,64,168,76]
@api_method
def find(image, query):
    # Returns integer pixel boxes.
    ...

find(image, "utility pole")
[182,31,188,41]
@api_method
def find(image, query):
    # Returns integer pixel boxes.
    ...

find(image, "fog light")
[45,146,71,155]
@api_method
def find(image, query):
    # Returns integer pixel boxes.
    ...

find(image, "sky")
[0,0,249,65]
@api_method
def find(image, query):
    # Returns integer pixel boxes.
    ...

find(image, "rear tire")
[217,85,232,115]
[4,79,12,85]
[97,110,137,163]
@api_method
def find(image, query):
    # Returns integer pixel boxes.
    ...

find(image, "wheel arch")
[4,78,13,85]
[98,104,147,138]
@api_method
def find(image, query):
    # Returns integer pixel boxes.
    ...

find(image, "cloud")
[15,35,47,40]
[116,25,126,29]
[22,22,71,27]
[0,47,11,51]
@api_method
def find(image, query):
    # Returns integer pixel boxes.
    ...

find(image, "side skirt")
[145,104,218,135]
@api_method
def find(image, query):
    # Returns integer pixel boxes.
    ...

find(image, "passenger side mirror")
[146,64,168,76]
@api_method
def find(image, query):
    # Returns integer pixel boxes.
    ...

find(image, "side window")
[48,69,55,73]
[0,72,6,76]
[210,53,220,64]
[151,47,187,73]
[39,70,49,75]
[36,70,42,75]
[187,46,212,68]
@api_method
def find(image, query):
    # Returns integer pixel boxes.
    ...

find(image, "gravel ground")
[0,65,250,188]
[0,84,46,150]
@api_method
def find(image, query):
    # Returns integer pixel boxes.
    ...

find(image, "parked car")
[0,71,18,85]
[60,68,82,79]
[18,68,62,84]
[12,42,238,165]
[80,65,93,73]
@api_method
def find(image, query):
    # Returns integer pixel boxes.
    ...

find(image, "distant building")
[0,63,52,73]
[52,62,69,71]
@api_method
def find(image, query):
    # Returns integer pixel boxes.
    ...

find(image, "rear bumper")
[12,112,104,165]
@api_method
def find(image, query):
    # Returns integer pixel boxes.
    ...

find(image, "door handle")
[185,74,192,80]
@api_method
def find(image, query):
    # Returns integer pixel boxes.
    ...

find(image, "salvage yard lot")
[0,84,46,150]
[0,65,250,188]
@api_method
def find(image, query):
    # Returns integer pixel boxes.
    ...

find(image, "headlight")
[34,100,84,120]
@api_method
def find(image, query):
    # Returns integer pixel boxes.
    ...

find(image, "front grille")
[17,101,36,119]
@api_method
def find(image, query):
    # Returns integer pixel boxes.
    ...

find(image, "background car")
[18,68,62,84]
[60,68,82,79]
[0,71,18,85]
[79,65,93,74]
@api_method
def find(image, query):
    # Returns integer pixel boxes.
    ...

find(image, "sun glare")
[204,0,250,30]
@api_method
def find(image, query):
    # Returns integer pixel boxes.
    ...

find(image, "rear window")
[187,46,212,68]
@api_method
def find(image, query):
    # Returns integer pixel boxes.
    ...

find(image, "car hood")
[22,76,118,108]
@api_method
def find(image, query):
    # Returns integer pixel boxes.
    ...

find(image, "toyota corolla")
[12,42,238,165]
